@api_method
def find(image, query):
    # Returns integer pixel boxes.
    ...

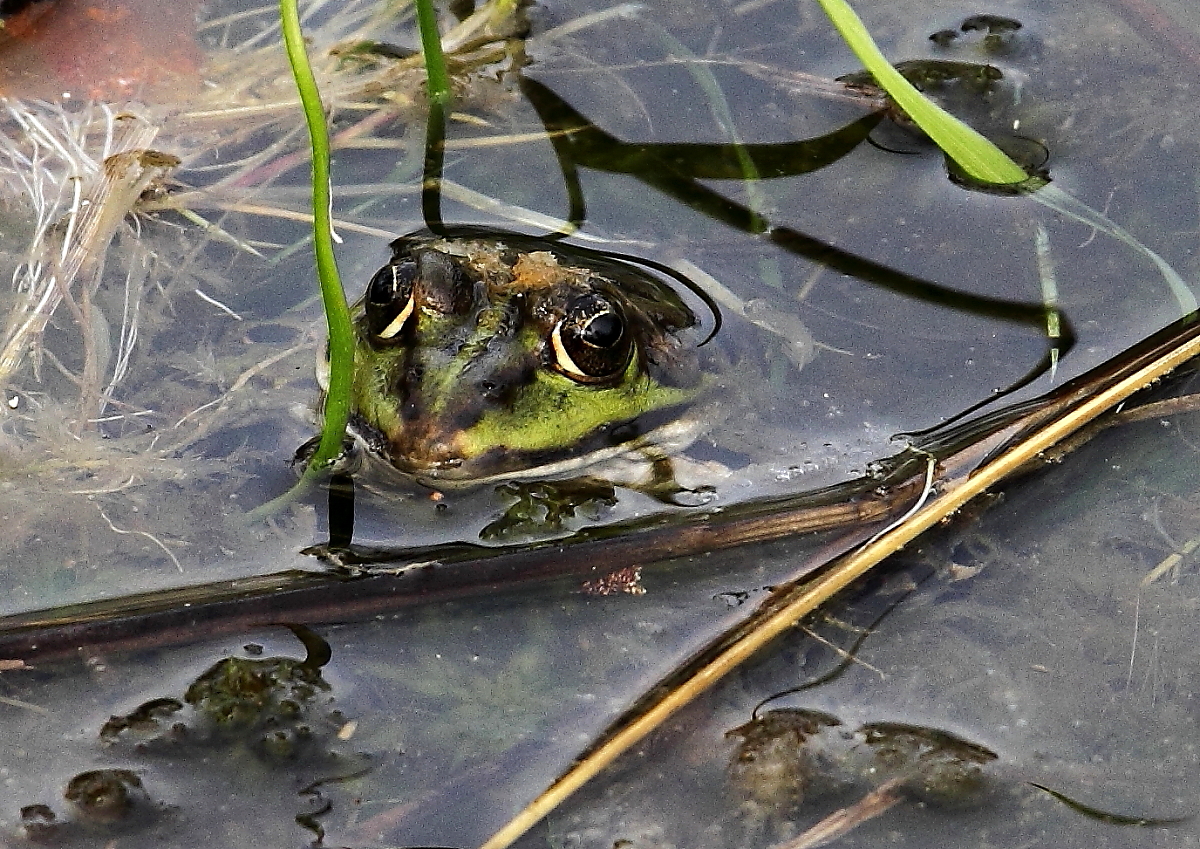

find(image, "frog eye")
[550,293,633,383]
[364,260,418,340]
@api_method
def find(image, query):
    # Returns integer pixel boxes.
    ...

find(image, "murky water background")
[0,0,1198,845]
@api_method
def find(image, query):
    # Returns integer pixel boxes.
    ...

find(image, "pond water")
[0,0,1198,846]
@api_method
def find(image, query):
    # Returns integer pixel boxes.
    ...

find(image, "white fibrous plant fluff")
[0,0,490,423]
[0,103,172,407]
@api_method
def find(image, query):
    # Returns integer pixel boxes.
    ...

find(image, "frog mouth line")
[348,402,705,486]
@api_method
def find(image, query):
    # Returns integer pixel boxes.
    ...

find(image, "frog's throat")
[453,360,700,459]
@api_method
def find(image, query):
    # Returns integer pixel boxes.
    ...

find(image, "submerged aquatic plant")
[0,0,528,433]
[0,0,528,582]
[0,105,173,396]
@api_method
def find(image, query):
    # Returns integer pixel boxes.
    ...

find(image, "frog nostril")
[476,365,534,404]
[478,379,504,403]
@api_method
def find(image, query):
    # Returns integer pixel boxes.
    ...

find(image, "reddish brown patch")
[0,0,204,100]
[0,0,57,39]
[83,3,129,24]
[581,566,646,596]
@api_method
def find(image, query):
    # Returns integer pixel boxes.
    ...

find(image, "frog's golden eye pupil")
[365,260,417,340]
[551,294,633,384]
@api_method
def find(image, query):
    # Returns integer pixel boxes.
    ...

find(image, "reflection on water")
[0,0,1192,596]
[7,396,1200,843]
[538,367,1200,849]
[0,0,206,100]
[10,367,1200,848]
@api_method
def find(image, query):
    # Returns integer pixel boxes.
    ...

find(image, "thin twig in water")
[0,694,50,715]
[193,288,244,320]
[96,506,184,573]
[71,474,141,495]
[776,778,905,849]
[798,623,885,678]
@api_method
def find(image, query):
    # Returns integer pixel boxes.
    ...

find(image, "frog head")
[331,229,707,482]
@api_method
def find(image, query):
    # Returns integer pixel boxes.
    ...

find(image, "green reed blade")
[815,0,1027,186]
[415,0,452,105]
[280,0,354,470]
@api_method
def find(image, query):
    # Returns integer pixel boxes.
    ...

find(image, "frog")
[100,626,341,762]
[319,227,713,489]
[722,709,1000,845]
[18,769,165,843]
